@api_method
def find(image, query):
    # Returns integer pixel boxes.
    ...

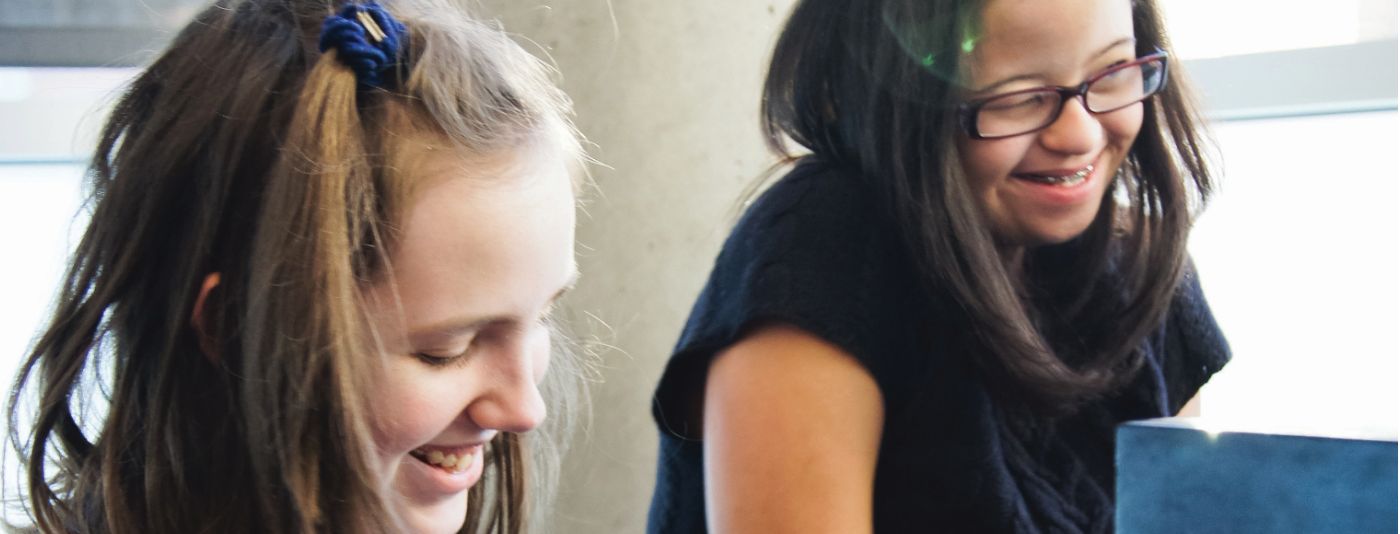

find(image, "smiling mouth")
[1016,164,1094,187]
[409,445,478,474]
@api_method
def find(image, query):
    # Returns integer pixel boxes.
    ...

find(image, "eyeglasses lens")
[975,91,1060,139]
[1086,59,1164,113]
[974,57,1166,138]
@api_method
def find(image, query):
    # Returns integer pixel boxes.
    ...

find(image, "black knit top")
[647,159,1231,533]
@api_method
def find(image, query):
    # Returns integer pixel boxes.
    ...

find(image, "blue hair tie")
[318,2,408,89]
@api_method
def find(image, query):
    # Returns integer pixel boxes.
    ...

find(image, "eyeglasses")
[958,50,1169,140]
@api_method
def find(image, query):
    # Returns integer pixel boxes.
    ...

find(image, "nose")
[1037,96,1103,155]
[467,339,549,434]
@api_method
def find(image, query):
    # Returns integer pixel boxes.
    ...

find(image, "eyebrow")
[969,37,1138,95]
[408,270,580,341]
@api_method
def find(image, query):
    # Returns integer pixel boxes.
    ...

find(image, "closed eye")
[412,339,475,368]
[407,272,575,368]
[983,92,1049,111]
[414,350,468,367]
[1095,60,1132,79]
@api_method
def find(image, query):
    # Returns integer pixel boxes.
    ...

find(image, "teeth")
[1058,165,1093,185]
[1027,164,1093,186]
[413,447,476,473]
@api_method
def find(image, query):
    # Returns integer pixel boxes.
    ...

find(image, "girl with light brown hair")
[8,0,583,532]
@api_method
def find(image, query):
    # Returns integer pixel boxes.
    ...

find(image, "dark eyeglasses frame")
[958,49,1170,140]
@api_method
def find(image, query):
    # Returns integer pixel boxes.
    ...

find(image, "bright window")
[1190,110,1399,436]
[1162,0,1394,59]
[0,68,128,518]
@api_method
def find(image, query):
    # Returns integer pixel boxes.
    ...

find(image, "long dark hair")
[761,0,1213,413]
[7,0,581,532]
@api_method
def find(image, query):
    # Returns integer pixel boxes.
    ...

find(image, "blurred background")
[1,0,1396,531]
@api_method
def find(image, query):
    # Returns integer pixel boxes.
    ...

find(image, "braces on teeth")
[1040,165,1093,185]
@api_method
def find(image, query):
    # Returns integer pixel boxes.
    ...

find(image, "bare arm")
[703,324,884,534]
[1176,393,1201,417]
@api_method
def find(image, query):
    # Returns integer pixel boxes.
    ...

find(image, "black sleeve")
[651,161,922,440]
[1160,262,1232,412]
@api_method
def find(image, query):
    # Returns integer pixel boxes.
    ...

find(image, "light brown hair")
[7,0,582,532]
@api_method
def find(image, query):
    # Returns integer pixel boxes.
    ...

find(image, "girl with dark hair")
[9,0,584,532]
[649,0,1229,531]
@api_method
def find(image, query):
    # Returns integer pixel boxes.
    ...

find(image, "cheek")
[1102,104,1145,152]
[958,137,1031,192]
[367,366,455,454]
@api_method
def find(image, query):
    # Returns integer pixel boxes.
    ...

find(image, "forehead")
[967,0,1136,83]
[373,144,576,330]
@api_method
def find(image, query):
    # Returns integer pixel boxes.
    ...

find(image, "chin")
[1035,227,1092,246]
[1028,208,1104,246]
[1007,221,1094,248]
[399,504,469,534]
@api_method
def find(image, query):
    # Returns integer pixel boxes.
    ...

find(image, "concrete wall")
[476,1,798,531]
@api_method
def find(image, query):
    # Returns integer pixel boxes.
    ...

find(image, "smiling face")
[958,0,1143,248]
[361,143,576,534]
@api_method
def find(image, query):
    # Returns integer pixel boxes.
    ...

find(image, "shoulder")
[654,160,925,438]
[710,323,882,387]
[726,159,883,258]
[693,159,911,360]
[708,323,883,412]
